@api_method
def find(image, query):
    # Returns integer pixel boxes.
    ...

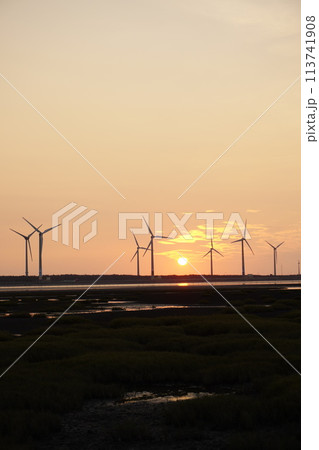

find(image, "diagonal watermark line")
[178,75,301,199]
[0,72,126,200]
[180,253,301,376]
[0,252,125,380]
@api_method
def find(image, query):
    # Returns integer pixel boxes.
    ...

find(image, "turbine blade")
[132,233,139,246]
[28,227,41,239]
[28,239,33,261]
[43,224,61,234]
[276,241,285,249]
[10,228,26,238]
[130,250,138,262]
[23,217,40,232]
[143,240,151,256]
[143,217,153,236]
[212,248,223,257]
[244,239,254,255]
[232,239,243,244]
[265,240,275,249]
[203,250,211,257]
[154,235,170,239]
[211,238,213,248]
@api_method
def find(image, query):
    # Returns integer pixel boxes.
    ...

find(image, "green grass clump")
[164,376,300,430]
[226,426,300,450]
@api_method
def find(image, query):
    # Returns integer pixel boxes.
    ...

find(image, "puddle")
[120,390,216,405]
[40,304,226,319]
[110,300,133,304]
[285,286,301,290]
[1,300,227,320]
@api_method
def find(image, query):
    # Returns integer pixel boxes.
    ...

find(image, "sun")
[177,257,188,266]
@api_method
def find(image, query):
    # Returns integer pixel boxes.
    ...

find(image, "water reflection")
[0,280,301,292]
[121,390,216,404]
[44,303,222,319]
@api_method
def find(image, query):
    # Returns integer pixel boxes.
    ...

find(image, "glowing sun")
[178,257,188,266]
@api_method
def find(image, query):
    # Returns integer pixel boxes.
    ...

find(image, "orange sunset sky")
[0,0,300,276]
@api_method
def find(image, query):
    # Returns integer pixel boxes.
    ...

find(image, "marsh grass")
[0,292,300,448]
[164,374,300,449]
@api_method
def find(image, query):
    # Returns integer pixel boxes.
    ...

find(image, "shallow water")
[121,390,216,404]
[0,280,301,292]
[43,303,226,319]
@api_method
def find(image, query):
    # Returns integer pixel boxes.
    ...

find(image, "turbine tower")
[143,218,170,278]
[232,219,254,276]
[130,233,147,277]
[23,218,60,279]
[203,238,223,277]
[10,227,39,276]
[265,241,284,276]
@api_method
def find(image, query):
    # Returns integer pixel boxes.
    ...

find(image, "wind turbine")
[143,218,170,278]
[23,218,60,279]
[203,238,223,277]
[130,233,147,277]
[10,227,39,276]
[265,241,284,276]
[232,220,254,276]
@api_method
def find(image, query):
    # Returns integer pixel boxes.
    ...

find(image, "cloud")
[154,219,300,263]
[177,0,299,39]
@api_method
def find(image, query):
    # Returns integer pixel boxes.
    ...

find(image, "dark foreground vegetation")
[0,288,300,449]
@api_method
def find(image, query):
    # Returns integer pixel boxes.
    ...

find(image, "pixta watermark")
[118,212,251,240]
[52,202,98,249]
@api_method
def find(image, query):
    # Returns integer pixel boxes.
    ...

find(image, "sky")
[0,0,300,276]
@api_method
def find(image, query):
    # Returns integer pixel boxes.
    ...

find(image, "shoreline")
[0,274,301,287]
